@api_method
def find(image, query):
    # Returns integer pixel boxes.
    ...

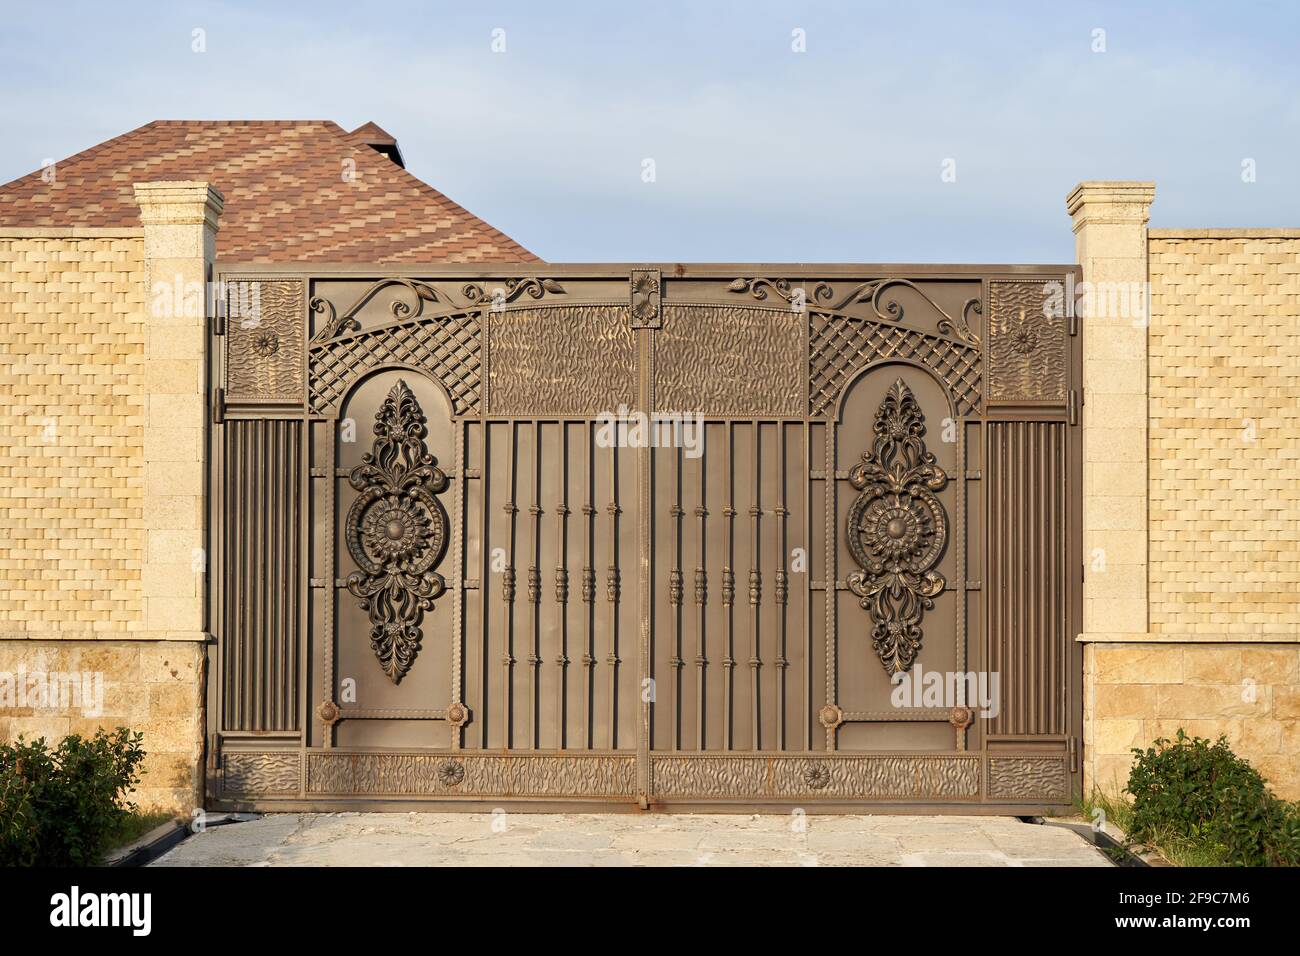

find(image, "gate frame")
[204,262,1084,814]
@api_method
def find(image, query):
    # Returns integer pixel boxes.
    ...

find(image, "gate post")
[132,182,223,638]
[1067,181,1154,639]
[1067,181,1155,795]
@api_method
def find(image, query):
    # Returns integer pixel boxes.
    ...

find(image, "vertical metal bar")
[555,421,570,749]
[502,420,518,749]
[298,415,310,740]
[528,420,542,749]
[670,443,683,751]
[803,420,812,751]
[824,421,837,751]
[955,417,967,751]
[449,417,465,750]
[270,421,280,729]
[748,420,762,750]
[582,420,596,750]
[637,322,653,801]
[322,418,336,749]
[606,441,621,749]
[694,443,708,752]
[722,421,735,751]
[479,421,491,749]
[775,423,789,752]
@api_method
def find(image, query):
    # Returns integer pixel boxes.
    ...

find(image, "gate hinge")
[1068,388,1080,426]
[207,733,223,772]
[212,387,226,425]
[1069,736,1078,773]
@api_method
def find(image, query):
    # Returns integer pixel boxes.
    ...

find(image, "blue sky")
[2,0,1297,262]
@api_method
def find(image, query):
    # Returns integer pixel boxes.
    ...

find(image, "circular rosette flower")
[361,493,434,566]
[853,490,946,574]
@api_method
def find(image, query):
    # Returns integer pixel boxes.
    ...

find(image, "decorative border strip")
[304,752,637,797]
[218,750,1071,804]
[649,754,981,800]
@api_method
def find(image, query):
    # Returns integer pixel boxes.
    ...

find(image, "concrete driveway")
[152,813,1111,867]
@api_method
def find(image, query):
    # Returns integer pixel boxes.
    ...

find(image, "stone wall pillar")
[132,182,223,639]
[1067,182,1155,639]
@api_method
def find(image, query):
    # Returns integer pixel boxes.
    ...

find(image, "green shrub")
[1126,728,1300,867]
[1213,782,1300,867]
[0,727,146,866]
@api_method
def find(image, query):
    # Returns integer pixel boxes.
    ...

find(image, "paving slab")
[152,813,1111,867]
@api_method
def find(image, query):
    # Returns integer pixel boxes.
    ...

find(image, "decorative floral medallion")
[949,706,974,730]
[437,759,466,787]
[317,700,340,725]
[846,379,948,675]
[802,762,831,790]
[818,703,843,730]
[345,380,449,683]
[252,330,280,357]
[445,701,469,728]
[1010,325,1037,355]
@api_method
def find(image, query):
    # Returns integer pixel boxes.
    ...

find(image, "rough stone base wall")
[0,639,204,813]
[1084,642,1300,800]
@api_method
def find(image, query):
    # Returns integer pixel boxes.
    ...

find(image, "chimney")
[347,121,404,168]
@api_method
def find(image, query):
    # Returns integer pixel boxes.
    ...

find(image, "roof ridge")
[318,122,538,261]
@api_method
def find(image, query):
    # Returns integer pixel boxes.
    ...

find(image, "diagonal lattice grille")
[809,314,981,417]
[309,313,481,415]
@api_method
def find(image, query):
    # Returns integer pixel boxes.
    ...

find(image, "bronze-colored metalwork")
[208,265,1082,812]
[344,380,450,683]
[987,280,1068,403]
[845,379,948,675]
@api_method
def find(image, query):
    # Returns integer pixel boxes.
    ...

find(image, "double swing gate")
[207,263,1082,811]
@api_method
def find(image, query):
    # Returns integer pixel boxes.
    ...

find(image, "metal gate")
[206,264,1082,811]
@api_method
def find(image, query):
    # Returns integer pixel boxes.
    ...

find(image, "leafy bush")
[1213,781,1300,867]
[1126,729,1300,867]
[0,727,146,866]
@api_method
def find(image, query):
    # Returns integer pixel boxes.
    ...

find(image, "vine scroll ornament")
[845,379,948,675]
[345,380,449,683]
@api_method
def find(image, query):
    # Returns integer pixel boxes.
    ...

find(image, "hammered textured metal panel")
[223,752,301,794]
[309,312,480,415]
[809,314,981,417]
[656,305,802,416]
[987,280,1067,403]
[986,757,1069,801]
[227,279,304,400]
[487,305,635,416]
[306,753,637,797]
[649,755,980,799]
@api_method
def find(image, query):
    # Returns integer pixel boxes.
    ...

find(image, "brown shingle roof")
[0,120,539,263]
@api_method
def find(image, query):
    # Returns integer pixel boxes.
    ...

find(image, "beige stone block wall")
[0,640,204,811]
[1148,234,1300,637]
[0,237,146,635]
[1,196,217,815]
[1083,228,1300,801]
[1085,642,1300,800]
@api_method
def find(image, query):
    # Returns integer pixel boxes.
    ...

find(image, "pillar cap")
[1066,181,1155,231]
[133,181,224,232]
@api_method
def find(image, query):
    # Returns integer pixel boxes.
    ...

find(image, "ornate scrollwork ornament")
[345,380,449,683]
[846,379,948,675]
